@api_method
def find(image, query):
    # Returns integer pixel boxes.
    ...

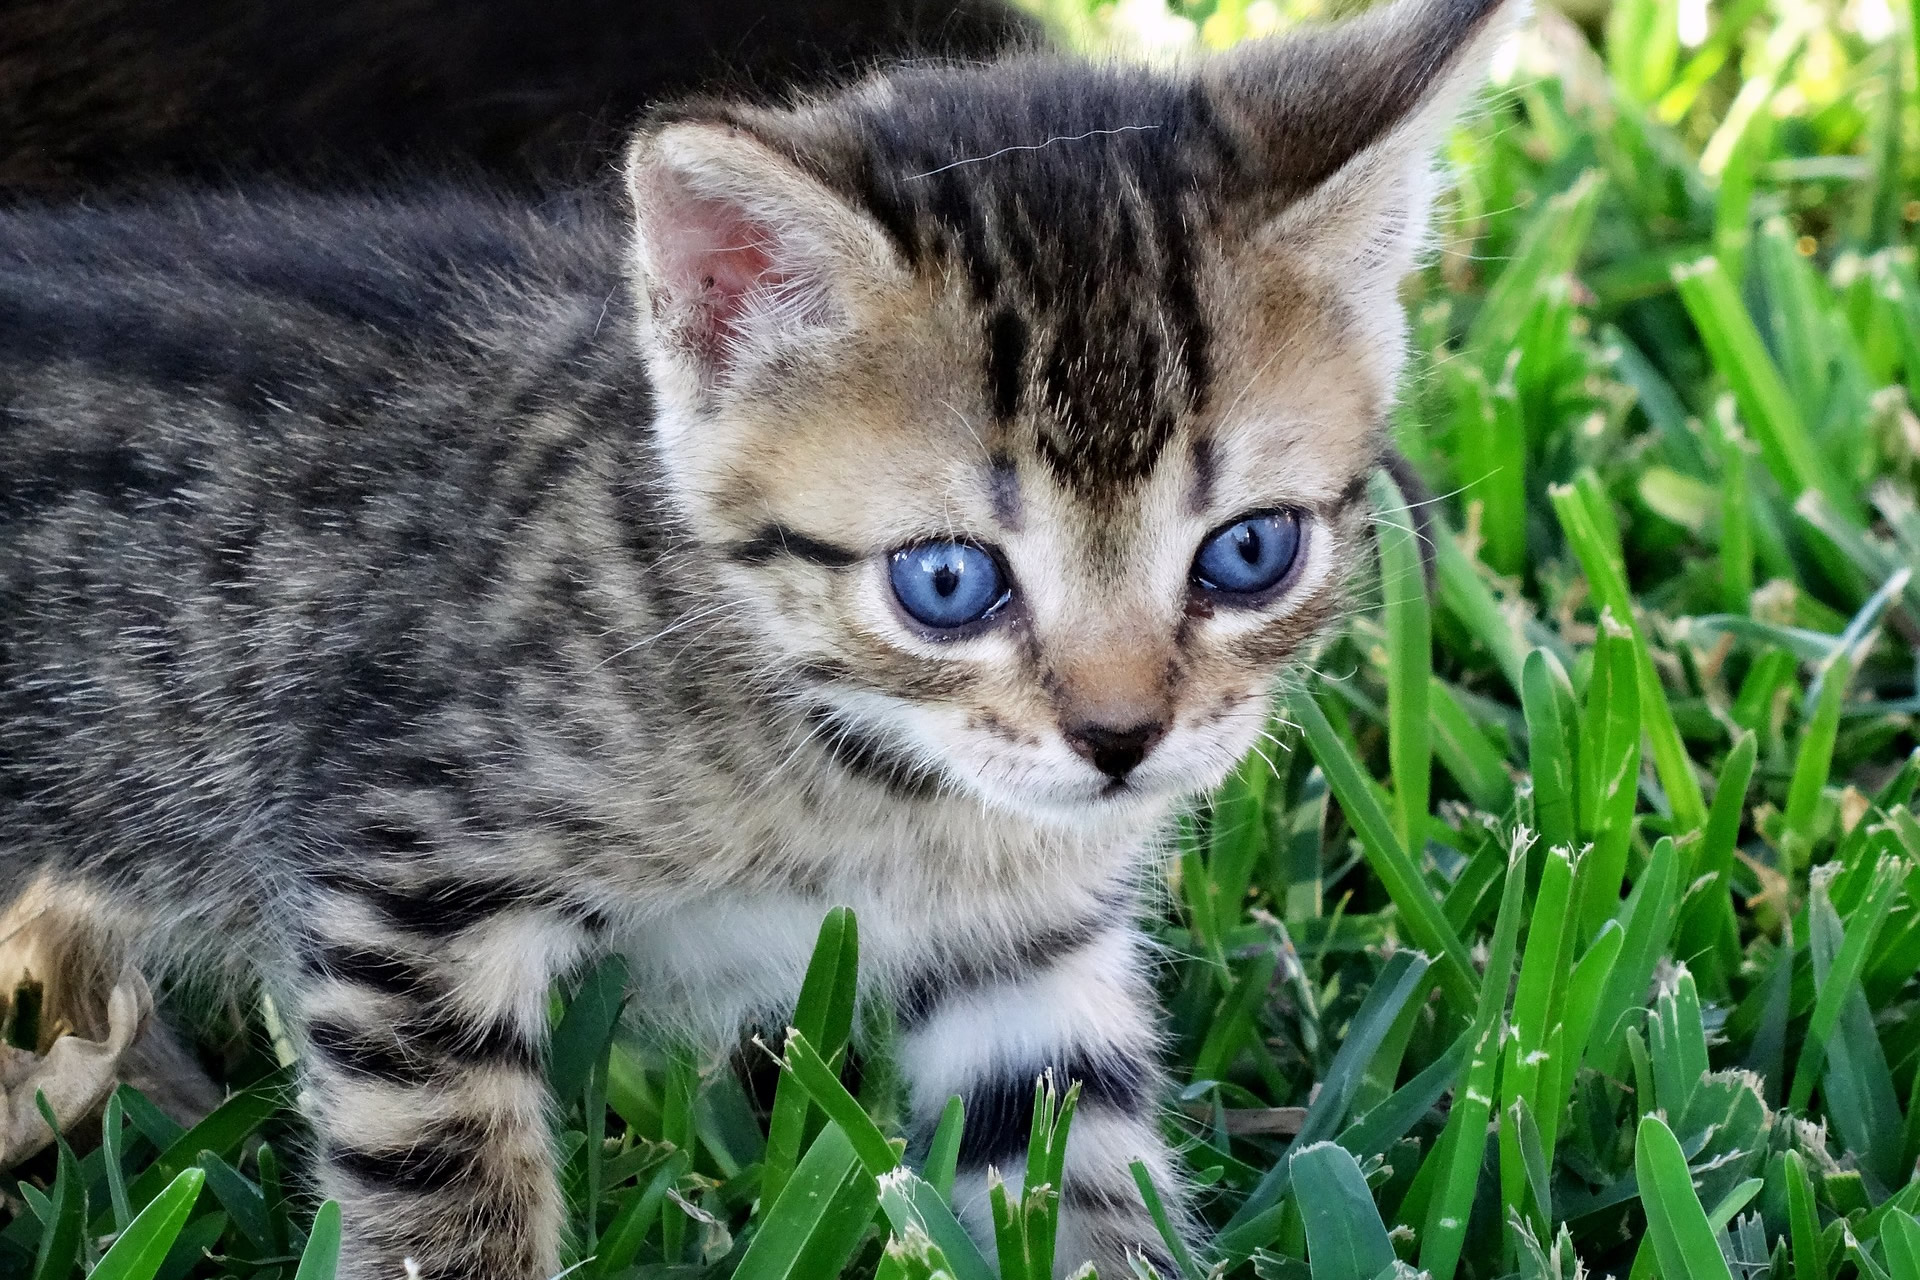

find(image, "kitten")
[0,0,1035,196]
[0,0,1516,1274]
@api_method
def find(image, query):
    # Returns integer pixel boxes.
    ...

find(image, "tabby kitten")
[0,0,1516,1274]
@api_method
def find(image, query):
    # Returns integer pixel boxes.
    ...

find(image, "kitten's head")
[624,0,1518,825]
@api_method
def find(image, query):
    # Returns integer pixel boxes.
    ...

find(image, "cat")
[0,0,1518,1273]
[0,0,1036,196]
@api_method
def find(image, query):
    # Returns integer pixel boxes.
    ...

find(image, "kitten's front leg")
[292,874,593,1280]
[900,922,1188,1278]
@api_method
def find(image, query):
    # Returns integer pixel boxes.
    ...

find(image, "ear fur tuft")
[624,122,902,387]
[1211,0,1528,277]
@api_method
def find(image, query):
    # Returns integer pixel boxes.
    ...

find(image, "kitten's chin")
[957,770,1199,832]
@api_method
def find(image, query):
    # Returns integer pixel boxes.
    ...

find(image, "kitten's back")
[0,191,646,908]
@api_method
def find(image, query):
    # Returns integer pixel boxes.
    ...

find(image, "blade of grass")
[1550,482,1708,829]
[779,1028,899,1177]
[732,1126,879,1280]
[88,1168,206,1280]
[257,1144,290,1256]
[195,1153,269,1252]
[294,1202,342,1280]
[1201,751,1273,977]
[1792,859,1907,1184]
[660,1050,698,1264]
[1671,256,1862,522]
[1468,171,1607,358]
[1786,1150,1824,1280]
[1882,1213,1920,1280]
[1716,402,1756,612]
[1021,1079,1079,1280]
[989,1178,1028,1280]
[1685,729,1755,915]
[1637,1113,1738,1280]
[595,1151,690,1277]
[1191,949,1279,1086]
[1218,951,1435,1251]
[1523,649,1580,860]
[1553,919,1625,1121]
[764,907,861,1208]
[876,1168,998,1280]
[30,1093,84,1280]
[1435,525,1530,696]
[1502,846,1576,1224]
[1577,616,1643,940]
[1789,855,1896,1113]
[548,953,629,1106]
[923,1097,965,1202]
[1421,833,1526,1280]
[1129,1160,1205,1280]
[1430,677,1516,813]
[123,1064,294,1216]
[1292,1142,1396,1280]
[1374,468,1433,853]
[1586,837,1682,1075]
[1294,691,1476,1010]
[101,1092,133,1235]
[1336,1028,1472,1160]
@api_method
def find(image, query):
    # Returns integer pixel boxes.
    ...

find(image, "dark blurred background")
[0,0,1039,197]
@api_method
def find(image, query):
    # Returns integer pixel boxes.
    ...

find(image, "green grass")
[7,0,1920,1274]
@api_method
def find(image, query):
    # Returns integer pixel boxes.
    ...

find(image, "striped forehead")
[824,64,1243,496]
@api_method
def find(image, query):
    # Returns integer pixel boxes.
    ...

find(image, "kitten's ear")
[624,122,905,389]
[1208,0,1526,278]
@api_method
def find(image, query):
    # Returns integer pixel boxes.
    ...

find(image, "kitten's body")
[0,182,1179,1275]
[0,6,1516,1275]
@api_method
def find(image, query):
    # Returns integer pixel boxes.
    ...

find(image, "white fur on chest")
[604,751,1176,1048]
[617,851,1147,1049]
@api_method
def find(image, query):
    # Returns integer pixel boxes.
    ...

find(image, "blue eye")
[1192,510,1302,596]
[889,542,1010,630]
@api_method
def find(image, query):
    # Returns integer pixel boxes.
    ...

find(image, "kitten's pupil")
[933,566,959,597]
[1233,525,1261,564]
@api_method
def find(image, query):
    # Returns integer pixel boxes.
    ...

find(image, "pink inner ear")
[654,192,795,369]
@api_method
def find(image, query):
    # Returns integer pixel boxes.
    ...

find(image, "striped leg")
[293,875,592,1280]
[899,924,1187,1278]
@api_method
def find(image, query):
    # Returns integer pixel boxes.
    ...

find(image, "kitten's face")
[627,0,1515,823]
[651,241,1388,821]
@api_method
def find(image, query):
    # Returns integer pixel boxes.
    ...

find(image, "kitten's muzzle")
[1064,719,1167,782]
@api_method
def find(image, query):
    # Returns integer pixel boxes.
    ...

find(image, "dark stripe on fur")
[316,871,546,937]
[1062,1178,1145,1215]
[303,944,434,999]
[1187,437,1217,514]
[803,705,945,799]
[985,309,1029,421]
[727,524,860,568]
[896,912,1111,1028]
[307,1007,542,1083]
[404,1010,545,1072]
[330,1128,486,1194]
[307,1020,432,1085]
[954,1050,1149,1167]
